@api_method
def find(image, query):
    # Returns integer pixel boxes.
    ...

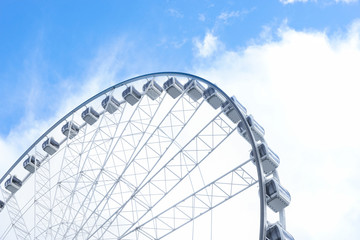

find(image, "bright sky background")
[1,0,360,239]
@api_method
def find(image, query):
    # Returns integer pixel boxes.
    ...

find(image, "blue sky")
[1,0,360,135]
[1,0,360,239]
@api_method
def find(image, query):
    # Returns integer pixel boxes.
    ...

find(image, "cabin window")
[266,180,277,196]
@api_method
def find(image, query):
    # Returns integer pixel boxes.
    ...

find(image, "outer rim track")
[0,72,267,240]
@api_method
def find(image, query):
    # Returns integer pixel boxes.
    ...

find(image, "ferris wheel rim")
[0,71,267,240]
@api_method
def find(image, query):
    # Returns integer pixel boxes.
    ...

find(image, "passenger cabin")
[82,107,100,125]
[61,121,80,139]
[42,137,60,155]
[184,79,205,102]
[266,179,291,212]
[143,80,163,100]
[5,175,22,193]
[163,77,184,99]
[250,143,280,174]
[102,95,120,114]
[237,115,265,142]
[266,222,294,240]
[0,200,4,212]
[203,87,226,109]
[221,96,247,123]
[123,86,142,106]
[23,155,41,173]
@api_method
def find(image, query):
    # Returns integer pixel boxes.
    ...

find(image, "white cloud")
[218,11,241,21]
[280,0,309,4]
[335,0,358,3]
[0,38,134,179]
[198,13,206,22]
[193,32,222,58]
[167,8,184,18]
[280,0,358,3]
[193,20,360,239]
[217,9,254,24]
[172,38,188,49]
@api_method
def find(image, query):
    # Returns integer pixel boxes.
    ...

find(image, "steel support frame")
[1,72,268,240]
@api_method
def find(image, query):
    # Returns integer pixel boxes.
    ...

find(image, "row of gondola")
[0,77,294,238]
[148,78,293,239]
[183,80,293,239]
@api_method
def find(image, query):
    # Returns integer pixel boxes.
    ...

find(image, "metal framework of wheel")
[0,72,293,240]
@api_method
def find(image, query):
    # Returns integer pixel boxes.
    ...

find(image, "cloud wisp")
[0,37,136,178]
[193,32,222,58]
[193,8,254,59]
[280,0,358,4]
[167,8,184,18]
[280,0,309,4]
[217,9,253,23]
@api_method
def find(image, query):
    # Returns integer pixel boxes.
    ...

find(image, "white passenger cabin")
[266,222,294,240]
[82,107,99,125]
[163,77,183,99]
[102,95,120,114]
[61,121,80,139]
[266,179,291,212]
[0,200,4,212]
[123,86,142,106]
[184,79,205,102]
[237,115,265,143]
[5,175,22,194]
[42,137,60,155]
[143,80,163,100]
[203,87,226,109]
[221,96,247,124]
[23,155,41,173]
[250,143,280,174]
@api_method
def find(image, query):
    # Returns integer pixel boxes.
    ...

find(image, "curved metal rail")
[0,72,267,240]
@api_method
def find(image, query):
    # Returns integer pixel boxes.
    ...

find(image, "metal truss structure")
[0,72,292,240]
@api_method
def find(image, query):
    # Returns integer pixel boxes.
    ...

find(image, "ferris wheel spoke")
[33,156,53,239]
[49,111,108,239]
[78,93,204,239]
[51,128,105,238]
[55,100,130,239]
[116,113,235,238]
[125,159,257,240]
[28,163,77,239]
[68,93,167,239]
[0,73,291,240]
[90,111,235,239]
[34,171,114,239]
[71,95,165,237]
[1,188,31,240]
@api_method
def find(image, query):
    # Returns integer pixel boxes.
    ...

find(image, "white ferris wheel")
[0,72,294,240]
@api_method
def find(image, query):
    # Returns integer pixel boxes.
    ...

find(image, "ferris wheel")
[0,72,293,240]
